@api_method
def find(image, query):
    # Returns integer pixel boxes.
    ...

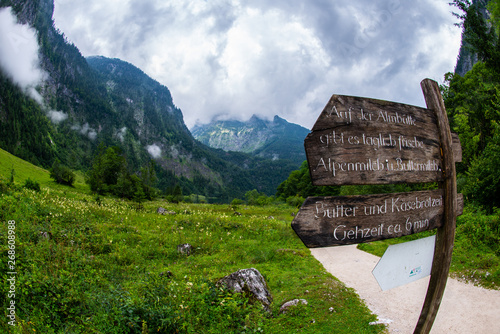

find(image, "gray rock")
[157,207,177,215]
[177,243,192,255]
[279,299,308,314]
[217,268,272,311]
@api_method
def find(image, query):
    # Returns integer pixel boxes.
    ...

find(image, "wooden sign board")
[305,95,461,186]
[293,79,461,334]
[292,190,463,248]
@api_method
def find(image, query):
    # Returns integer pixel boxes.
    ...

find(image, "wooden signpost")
[292,79,461,334]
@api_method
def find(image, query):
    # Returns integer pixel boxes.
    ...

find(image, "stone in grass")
[217,268,273,311]
[39,231,51,240]
[177,243,193,255]
[159,270,174,278]
[279,299,308,314]
[157,207,177,215]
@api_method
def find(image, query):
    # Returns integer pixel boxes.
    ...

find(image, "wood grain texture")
[292,190,463,248]
[451,133,462,163]
[305,95,460,185]
[413,79,458,334]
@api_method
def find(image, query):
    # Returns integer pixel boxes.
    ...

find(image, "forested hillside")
[0,0,298,201]
[454,0,490,76]
[444,0,500,210]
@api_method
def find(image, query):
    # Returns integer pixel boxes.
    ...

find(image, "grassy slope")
[0,150,385,333]
[0,148,87,193]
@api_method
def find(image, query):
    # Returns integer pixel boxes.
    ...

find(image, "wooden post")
[414,79,458,333]
[292,78,461,332]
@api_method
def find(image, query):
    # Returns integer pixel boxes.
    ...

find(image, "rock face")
[217,268,273,311]
[191,115,309,165]
[454,0,491,76]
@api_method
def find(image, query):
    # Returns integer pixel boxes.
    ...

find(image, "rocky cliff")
[192,115,309,166]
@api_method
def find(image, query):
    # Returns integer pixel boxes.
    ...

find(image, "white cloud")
[0,8,47,102]
[72,122,98,140]
[81,123,97,140]
[146,144,162,158]
[116,126,127,142]
[48,110,68,124]
[0,7,71,125]
[53,0,462,130]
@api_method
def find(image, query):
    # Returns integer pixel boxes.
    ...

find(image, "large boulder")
[217,268,273,311]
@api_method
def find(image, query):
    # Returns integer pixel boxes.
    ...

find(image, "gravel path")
[310,245,500,334]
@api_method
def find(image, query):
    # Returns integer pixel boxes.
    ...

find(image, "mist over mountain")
[192,115,309,166]
[0,0,298,201]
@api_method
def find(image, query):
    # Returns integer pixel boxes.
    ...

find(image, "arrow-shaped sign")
[292,190,463,248]
[304,95,462,186]
[372,235,436,291]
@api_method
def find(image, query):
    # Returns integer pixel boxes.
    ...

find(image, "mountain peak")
[192,115,309,165]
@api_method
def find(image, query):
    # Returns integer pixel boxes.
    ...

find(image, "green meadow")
[0,148,385,333]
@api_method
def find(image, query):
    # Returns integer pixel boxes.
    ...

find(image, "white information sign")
[372,235,436,291]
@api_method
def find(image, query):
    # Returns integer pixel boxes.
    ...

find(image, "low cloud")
[48,110,68,124]
[0,8,47,102]
[116,126,127,142]
[146,144,162,159]
[0,8,73,126]
[72,122,97,140]
[81,123,97,140]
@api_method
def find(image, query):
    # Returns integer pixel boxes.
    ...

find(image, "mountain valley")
[0,0,303,200]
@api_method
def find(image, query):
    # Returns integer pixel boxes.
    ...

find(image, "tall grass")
[0,178,384,333]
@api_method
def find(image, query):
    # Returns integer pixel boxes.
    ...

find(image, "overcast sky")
[52,0,462,130]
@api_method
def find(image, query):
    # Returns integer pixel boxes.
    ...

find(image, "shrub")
[286,195,304,208]
[23,178,40,192]
[50,159,75,186]
[231,198,244,210]
[462,126,500,210]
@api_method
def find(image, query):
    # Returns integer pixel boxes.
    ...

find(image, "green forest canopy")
[445,0,500,210]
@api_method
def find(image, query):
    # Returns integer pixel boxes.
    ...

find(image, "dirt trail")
[310,245,500,334]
